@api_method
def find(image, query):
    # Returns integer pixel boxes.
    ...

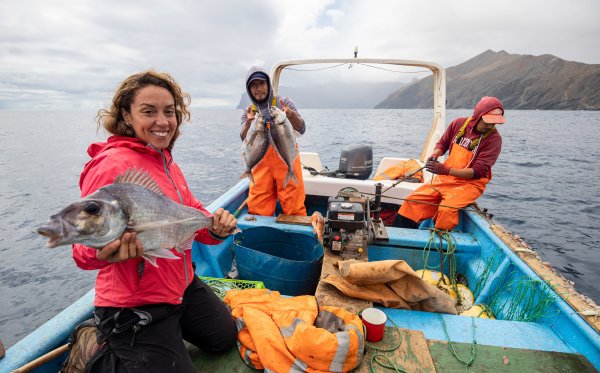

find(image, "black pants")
[88,277,237,373]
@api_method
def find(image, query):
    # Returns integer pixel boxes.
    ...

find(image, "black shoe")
[395,214,420,229]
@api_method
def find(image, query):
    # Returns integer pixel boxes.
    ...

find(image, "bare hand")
[280,99,290,115]
[210,208,238,238]
[96,232,143,263]
[246,106,256,121]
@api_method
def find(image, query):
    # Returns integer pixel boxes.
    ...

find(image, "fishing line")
[438,314,477,372]
[486,274,559,322]
[471,248,504,299]
[358,63,431,74]
[283,63,429,74]
[355,311,408,373]
[360,191,474,212]
[283,63,348,72]
[379,166,426,194]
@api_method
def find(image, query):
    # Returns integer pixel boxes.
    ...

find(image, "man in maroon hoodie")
[398,96,505,230]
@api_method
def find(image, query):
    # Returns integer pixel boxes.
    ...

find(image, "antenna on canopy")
[354,46,358,58]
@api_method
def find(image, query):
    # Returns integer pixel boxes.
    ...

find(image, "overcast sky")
[1,0,599,110]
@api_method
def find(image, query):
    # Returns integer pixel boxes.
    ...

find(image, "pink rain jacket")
[72,136,221,307]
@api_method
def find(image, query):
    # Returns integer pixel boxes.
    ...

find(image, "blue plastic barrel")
[233,227,324,296]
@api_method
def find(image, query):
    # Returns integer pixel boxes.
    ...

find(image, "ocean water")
[0,108,598,348]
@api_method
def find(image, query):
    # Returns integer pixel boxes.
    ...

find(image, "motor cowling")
[323,189,373,260]
[338,144,373,180]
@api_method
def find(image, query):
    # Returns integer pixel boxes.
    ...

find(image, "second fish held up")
[241,106,299,188]
[241,112,269,185]
[268,106,299,188]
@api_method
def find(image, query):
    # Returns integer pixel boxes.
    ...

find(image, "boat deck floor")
[237,215,580,344]
[188,326,597,372]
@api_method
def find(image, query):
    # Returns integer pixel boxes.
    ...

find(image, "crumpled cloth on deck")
[373,159,424,182]
[321,259,457,314]
[224,288,365,372]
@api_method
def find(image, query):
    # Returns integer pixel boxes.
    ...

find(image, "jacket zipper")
[159,149,188,300]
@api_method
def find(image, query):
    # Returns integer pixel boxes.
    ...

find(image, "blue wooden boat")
[2,58,599,372]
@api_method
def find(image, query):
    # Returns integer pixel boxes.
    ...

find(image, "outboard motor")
[337,144,373,180]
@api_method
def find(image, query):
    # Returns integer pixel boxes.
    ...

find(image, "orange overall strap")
[399,143,489,230]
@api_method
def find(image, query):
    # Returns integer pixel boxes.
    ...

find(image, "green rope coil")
[422,229,464,306]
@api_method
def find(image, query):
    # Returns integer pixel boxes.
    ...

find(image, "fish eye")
[84,201,101,215]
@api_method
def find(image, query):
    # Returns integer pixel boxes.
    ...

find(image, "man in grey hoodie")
[240,66,307,216]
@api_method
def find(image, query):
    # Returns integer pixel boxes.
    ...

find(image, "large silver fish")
[268,106,299,188]
[241,112,269,185]
[36,169,231,267]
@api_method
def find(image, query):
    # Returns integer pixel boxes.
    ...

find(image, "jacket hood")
[86,136,149,158]
[84,136,172,173]
[472,96,504,124]
[245,66,274,119]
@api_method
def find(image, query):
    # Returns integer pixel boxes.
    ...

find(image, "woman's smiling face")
[123,85,177,149]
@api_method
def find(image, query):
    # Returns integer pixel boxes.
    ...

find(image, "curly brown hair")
[97,70,191,150]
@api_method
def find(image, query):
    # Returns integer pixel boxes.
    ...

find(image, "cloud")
[0,0,598,109]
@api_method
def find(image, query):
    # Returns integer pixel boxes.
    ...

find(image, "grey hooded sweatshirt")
[240,66,305,135]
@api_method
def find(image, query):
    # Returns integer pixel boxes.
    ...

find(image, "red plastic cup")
[361,308,387,342]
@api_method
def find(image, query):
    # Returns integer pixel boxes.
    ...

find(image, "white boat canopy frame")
[271,58,447,162]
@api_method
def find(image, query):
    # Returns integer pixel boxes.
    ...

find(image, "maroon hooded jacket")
[434,96,504,179]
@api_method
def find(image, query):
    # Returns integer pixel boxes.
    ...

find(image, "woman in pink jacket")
[73,70,237,372]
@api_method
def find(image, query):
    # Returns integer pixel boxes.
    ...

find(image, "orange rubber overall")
[247,144,307,217]
[399,143,489,230]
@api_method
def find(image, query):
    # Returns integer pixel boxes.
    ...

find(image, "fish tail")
[239,169,256,185]
[283,169,298,188]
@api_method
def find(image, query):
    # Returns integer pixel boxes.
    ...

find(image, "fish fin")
[239,171,255,185]
[175,236,195,253]
[114,168,164,195]
[229,227,242,235]
[143,249,181,267]
[143,255,160,267]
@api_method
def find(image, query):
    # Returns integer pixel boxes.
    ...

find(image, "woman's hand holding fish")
[210,208,238,238]
[96,232,143,263]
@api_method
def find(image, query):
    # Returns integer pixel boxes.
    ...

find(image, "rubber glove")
[425,160,450,175]
[427,153,439,162]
